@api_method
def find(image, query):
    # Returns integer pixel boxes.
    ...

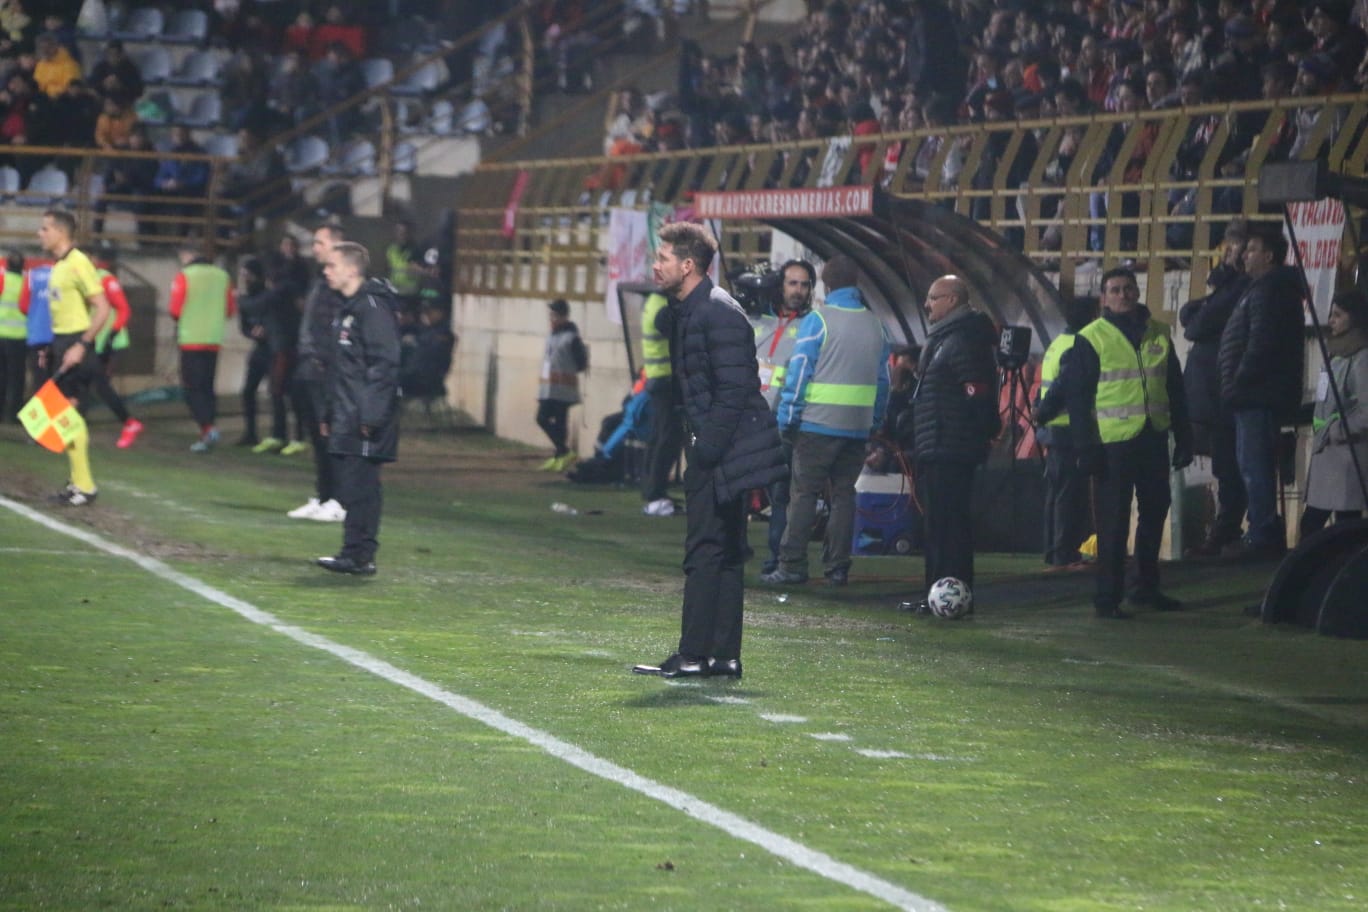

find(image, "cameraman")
[747,259,815,574]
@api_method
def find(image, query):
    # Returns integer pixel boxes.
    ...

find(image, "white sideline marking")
[810,733,853,742]
[0,547,92,556]
[0,495,947,912]
[856,749,912,759]
[704,695,752,705]
[759,713,809,723]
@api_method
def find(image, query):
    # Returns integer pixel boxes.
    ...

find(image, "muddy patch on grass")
[1,466,231,563]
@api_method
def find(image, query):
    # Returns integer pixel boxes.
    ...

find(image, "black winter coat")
[1218,265,1305,421]
[326,278,402,462]
[1179,263,1248,426]
[911,307,1000,463]
[297,274,344,380]
[666,277,787,503]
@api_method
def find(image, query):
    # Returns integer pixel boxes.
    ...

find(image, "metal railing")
[454,93,1368,307]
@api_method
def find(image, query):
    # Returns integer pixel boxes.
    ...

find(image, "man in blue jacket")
[762,255,890,587]
[633,222,787,680]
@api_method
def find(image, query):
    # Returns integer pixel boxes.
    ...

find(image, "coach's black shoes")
[316,555,377,576]
[632,653,707,678]
[706,657,743,679]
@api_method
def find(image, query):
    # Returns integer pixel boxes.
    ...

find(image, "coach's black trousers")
[916,460,978,596]
[332,453,383,564]
[679,464,747,662]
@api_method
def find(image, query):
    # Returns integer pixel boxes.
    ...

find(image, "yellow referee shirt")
[48,247,103,335]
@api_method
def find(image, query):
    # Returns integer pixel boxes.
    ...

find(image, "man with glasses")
[1037,267,1192,618]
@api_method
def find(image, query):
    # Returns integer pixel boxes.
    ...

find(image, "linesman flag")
[19,380,87,453]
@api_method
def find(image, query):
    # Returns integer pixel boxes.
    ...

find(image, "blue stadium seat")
[361,58,395,90]
[203,133,240,159]
[164,9,209,44]
[167,51,222,87]
[133,46,172,84]
[324,140,377,177]
[393,141,417,174]
[19,167,70,207]
[389,61,442,97]
[176,94,222,128]
[0,166,20,199]
[112,7,164,41]
[286,136,331,174]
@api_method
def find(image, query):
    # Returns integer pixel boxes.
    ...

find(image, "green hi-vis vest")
[386,244,419,296]
[1078,316,1172,443]
[802,302,887,434]
[94,269,129,352]
[177,263,231,347]
[641,293,671,379]
[1038,331,1077,427]
[0,269,24,340]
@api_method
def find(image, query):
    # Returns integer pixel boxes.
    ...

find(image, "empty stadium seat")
[177,94,222,128]
[0,166,19,199]
[392,141,417,174]
[164,9,209,44]
[361,57,395,89]
[325,139,378,177]
[133,46,173,84]
[112,6,164,41]
[19,167,70,207]
[203,133,240,158]
[428,99,454,135]
[167,51,222,87]
[286,136,331,174]
[390,61,442,97]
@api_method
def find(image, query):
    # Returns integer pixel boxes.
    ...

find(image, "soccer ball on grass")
[927,577,972,619]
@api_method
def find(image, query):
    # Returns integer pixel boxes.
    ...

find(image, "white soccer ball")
[927,577,972,619]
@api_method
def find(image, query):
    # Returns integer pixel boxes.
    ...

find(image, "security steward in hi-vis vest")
[640,291,685,512]
[1036,268,1192,619]
[766,255,889,587]
[1033,296,1100,570]
[169,248,235,452]
[0,252,27,422]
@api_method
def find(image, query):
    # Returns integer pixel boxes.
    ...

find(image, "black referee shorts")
[51,333,99,403]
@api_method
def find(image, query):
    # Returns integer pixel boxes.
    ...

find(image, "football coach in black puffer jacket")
[633,222,787,680]
[315,241,402,578]
[909,274,1001,613]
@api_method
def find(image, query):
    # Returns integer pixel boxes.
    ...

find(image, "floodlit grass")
[2,410,1367,911]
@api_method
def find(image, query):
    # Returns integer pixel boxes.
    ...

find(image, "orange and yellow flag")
[19,380,87,453]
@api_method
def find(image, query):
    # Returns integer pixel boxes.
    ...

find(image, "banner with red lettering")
[605,207,651,322]
[695,186,874,220]
[1284,199,1345,324]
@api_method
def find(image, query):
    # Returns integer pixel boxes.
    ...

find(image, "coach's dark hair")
[779,258,816,286]
[657,222,717,273]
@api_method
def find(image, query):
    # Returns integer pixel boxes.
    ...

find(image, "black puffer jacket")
[1179,262,1248,426]
[911,307,1000,463]
[296,273,344,382]
[326,278,402,462]
[1218,265,1305,421]
[666,277,787,502]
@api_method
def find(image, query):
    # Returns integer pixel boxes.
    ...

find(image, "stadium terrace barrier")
[456,93,1368,314]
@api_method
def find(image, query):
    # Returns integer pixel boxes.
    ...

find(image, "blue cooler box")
[852,470,922,556]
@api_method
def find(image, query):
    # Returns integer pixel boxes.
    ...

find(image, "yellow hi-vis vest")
[1038,331,1076,427]
[1079,316,1172,443]
[0,269,24,340]
[641,293,672,379]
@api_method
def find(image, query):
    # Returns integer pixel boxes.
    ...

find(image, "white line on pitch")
[0,495,947,912]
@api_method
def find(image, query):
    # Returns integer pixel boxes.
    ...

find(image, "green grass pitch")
[2,410,1367,911]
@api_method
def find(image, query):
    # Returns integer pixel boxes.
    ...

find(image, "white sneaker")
[643,498,675,517]
[288,497,322,519]
[312,499,347,522]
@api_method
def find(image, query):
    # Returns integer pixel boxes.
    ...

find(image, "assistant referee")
[37,210,111,506]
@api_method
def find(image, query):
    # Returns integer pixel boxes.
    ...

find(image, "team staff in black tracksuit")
[633,222,787,680]
[1178,224,1250,556]
[315,242,401,577]
[908,275,1001,613]
[288,224,347,521]
[1038,267,1192,619]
